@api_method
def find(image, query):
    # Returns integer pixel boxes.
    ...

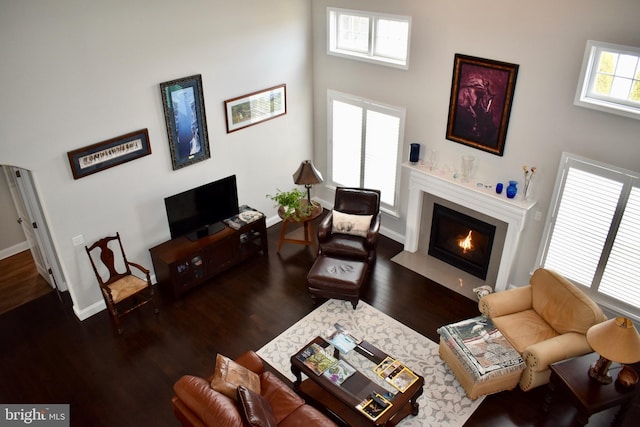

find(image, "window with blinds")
[599,187,640,306]
[539,153,640,318]
[327,90,405,214]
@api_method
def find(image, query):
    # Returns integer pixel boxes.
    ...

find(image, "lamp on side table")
[293,160,323,204]
[587,317,640,384]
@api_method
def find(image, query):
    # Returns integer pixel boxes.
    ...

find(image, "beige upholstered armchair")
[479,268,607,391]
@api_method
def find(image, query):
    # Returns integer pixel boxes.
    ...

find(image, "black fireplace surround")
[428,203,496,280]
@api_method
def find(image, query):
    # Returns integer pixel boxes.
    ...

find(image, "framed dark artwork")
[67,129,151,180]
[224,84,286,133]
[160,74,210,170]
[446,54,519,156]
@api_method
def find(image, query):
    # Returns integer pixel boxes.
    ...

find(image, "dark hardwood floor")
[0,250,52,315]
[1,219,638,426]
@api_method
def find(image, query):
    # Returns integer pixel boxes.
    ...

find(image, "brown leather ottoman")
[307,255,367,309]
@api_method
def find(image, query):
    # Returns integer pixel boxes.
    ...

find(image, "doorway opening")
[0,165,65,312]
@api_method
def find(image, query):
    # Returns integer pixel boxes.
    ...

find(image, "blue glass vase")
[409,143,420,163]
[506,180,518,199]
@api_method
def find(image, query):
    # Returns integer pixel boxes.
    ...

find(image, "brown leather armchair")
[317,187,381,266]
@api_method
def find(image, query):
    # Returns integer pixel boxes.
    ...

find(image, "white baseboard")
[265,215,281,228]
[380,226,404,244]
[73,299,106,321]
[73,275,158,321]
[0,241,29,260]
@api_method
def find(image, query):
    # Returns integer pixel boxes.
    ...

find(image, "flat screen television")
[164,175,239,241]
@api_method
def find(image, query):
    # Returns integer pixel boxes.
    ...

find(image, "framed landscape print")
[67,129,151,180]
[446,54,519,156]
[160,74,210,170]
[224,84,286,133]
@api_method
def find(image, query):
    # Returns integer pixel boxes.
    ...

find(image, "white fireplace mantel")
[403,162,536,291]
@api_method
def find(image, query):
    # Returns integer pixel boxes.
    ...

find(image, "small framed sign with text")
[67,129,151,180]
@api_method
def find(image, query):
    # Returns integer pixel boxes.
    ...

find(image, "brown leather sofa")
[172,351,337,427]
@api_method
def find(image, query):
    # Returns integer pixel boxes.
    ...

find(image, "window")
[327,7,411,69]
[537,152,640,320]
[574,40,640,120]
[327,90,405,215]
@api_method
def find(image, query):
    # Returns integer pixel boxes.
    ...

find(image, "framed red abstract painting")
[446,54,519,156]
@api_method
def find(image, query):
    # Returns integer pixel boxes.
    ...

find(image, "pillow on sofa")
[332,210,373,238]
[237,385,278,427]
[211,354,261,401]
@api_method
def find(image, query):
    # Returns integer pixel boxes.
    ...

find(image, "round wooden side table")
[276,200,323,253]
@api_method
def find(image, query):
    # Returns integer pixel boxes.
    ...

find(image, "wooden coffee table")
[291,336,424,427]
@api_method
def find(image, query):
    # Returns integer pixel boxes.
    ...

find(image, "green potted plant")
[267,188,313,221]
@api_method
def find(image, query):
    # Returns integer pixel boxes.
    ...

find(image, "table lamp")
[292,160,323,204]
[586,317,640,384]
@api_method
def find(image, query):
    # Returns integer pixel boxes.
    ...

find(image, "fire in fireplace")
[428,203,496,280]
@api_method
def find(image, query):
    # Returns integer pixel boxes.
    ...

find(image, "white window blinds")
[539,153,640,318]
[543,167,622,284]
[328,90,405,214]
[599,186,640,307]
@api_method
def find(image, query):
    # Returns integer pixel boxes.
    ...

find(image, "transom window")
[327,7,411,69]
[574,40,640,120]
[327,90,405,215]
[537,152,640,321]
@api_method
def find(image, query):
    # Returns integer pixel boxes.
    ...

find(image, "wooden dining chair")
[85,232,158,334]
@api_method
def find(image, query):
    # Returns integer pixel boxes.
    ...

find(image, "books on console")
[224,205,264,230]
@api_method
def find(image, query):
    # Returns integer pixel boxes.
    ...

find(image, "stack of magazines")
[356,392,393,421]
[224,205,264,230]
[296,343,356,385]
[373,356,419,393]
[321,323,362,354]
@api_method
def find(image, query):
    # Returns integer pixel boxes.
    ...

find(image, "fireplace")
[428,204,496,280]
[403,163,537,292]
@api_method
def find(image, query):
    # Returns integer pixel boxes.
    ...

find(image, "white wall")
[2,0,639,317]
[0,0,313,317]
[311,0,640,287]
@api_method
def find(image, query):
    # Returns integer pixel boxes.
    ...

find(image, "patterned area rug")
[257,299,484,426]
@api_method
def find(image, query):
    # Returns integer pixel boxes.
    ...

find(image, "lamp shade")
[587,317,640,364]
[292,160,323,185]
